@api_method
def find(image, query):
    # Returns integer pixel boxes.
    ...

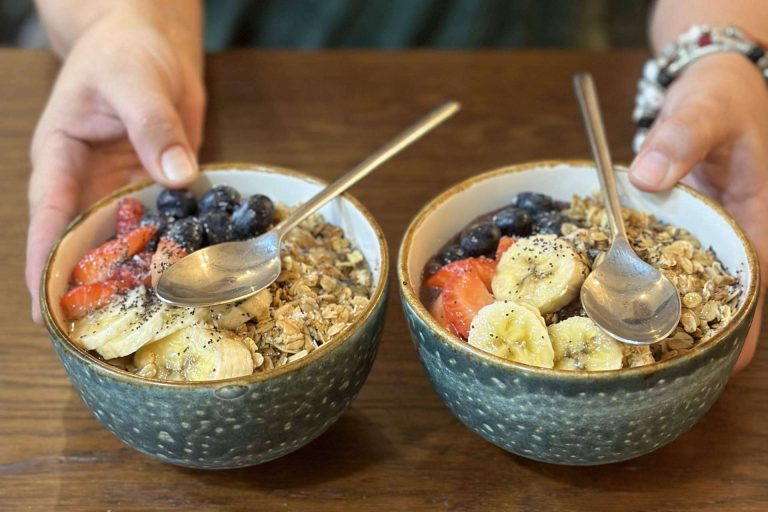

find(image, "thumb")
[100,72,198,188]
[629,98,729,191]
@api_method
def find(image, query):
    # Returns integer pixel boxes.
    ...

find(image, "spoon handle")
[274,101,461,237]
[573,73,627,240]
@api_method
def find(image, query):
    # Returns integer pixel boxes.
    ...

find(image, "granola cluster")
[562,194,741,362]
[232,210,372,372]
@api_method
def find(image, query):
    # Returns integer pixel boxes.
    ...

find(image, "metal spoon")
[573,73,680,345]
[156,101,461,307]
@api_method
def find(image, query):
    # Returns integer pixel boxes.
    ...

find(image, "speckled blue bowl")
[42,164,389,469]
[398,161,759,466]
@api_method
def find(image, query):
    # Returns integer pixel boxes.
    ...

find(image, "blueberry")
[514,192,553,214]
[424,258,443,277]
[167,217,204,252]
[156,189,197,219]
[460,223,501,257]
[532,211,567,235]
[493,207,532,236]
[437,244,467,265]
[140,213,171,252]
[200,211,235,245]
[198,185,241,214]
[232,194,275,239]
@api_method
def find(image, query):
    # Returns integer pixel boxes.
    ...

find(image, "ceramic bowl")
[398,160,759,466]
[42,163,389,469]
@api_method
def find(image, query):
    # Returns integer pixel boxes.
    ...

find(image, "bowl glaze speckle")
[43,164,389,469]
[398,161,759,465]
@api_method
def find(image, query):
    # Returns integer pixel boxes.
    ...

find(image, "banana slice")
[547,316,624,371]
[209,289,273,330]
[468,300,554,368]
[492,235,588,314]
[623,344,655,368]
[71,287,147,351]
[134,324,254,381]
[96,302,205,360]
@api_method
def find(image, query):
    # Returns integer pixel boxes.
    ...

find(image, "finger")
[98,69,198,188]
[629,98,730,191]
[26,131,88,324]
[177,66,206,153]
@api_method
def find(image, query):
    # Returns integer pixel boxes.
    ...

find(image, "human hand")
[26,4,205,323]
[629,52,767,372]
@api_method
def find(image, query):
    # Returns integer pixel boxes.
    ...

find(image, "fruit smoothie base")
[420,192,742,371]
[62,185,372,382]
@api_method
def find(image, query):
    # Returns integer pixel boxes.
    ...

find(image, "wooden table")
[1,50,766,512]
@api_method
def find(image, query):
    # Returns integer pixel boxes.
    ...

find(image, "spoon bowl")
[580,238,682,345]
[574,73,681,344]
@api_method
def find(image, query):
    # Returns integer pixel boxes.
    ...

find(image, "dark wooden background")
[1,50,766,512]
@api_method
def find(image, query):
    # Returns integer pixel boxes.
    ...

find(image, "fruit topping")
[198,185,241,215]
[156,189,197,219]
[71,225,157,285]
[232,194,275,239]
[442,271,493,339]
[460,222,502,257]
[492,207,532,237]
[201,211,236,245]
[115,197,144,237]
[166,217,204,252]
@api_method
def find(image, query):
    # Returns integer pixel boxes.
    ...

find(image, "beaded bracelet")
[633,25,768,153]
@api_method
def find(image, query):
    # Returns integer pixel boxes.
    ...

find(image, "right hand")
[26,4,205,323]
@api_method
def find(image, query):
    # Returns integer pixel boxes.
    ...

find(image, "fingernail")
[632,150,670,187]
[161,145,196,183]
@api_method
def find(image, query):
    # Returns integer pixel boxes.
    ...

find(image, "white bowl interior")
[407,163,752,311]
[48,167,385,330]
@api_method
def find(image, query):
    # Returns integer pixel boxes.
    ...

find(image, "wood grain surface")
[1,50,766,512]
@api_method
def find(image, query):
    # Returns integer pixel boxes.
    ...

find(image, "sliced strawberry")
[114,251,153,291]
[429,293,452,331]
[116,197,144,237]
[71,225,157,285]
[425,257,496,290]
[61,281,118,320]
[495,235,518,260]
[150,237,188,287]
[442,272,493,340]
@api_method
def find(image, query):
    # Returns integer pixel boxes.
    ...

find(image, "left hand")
[629,52,767,372]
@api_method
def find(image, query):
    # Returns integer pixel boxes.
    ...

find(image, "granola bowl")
[42,163,388,469]
[398,160,759,465]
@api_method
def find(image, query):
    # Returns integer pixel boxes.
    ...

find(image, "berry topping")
[532,211,568,236]
[460,223,501,257]
[424,257,496,290]
[437,244,468,266]
[441,271,493,339]
[166,217,204,252]
[116,197,144,237]
[492,207,532,236]
[198,185,241,215]
[156,189,197,219]
[71,225,157,285]
[232,194,275,239]
[200,211,236,245]
[514,192,553,214]
[150,237,188,287]
[61,281,118,320]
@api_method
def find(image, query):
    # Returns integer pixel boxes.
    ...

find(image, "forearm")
[34,0,203,63]
[651,0,768,51]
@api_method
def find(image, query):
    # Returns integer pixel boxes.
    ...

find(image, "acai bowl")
[42,163,389,469]
[398,160,759,465]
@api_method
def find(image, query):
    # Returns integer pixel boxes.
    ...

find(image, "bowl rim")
[397,159,760,380]
[42,162,389,388]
